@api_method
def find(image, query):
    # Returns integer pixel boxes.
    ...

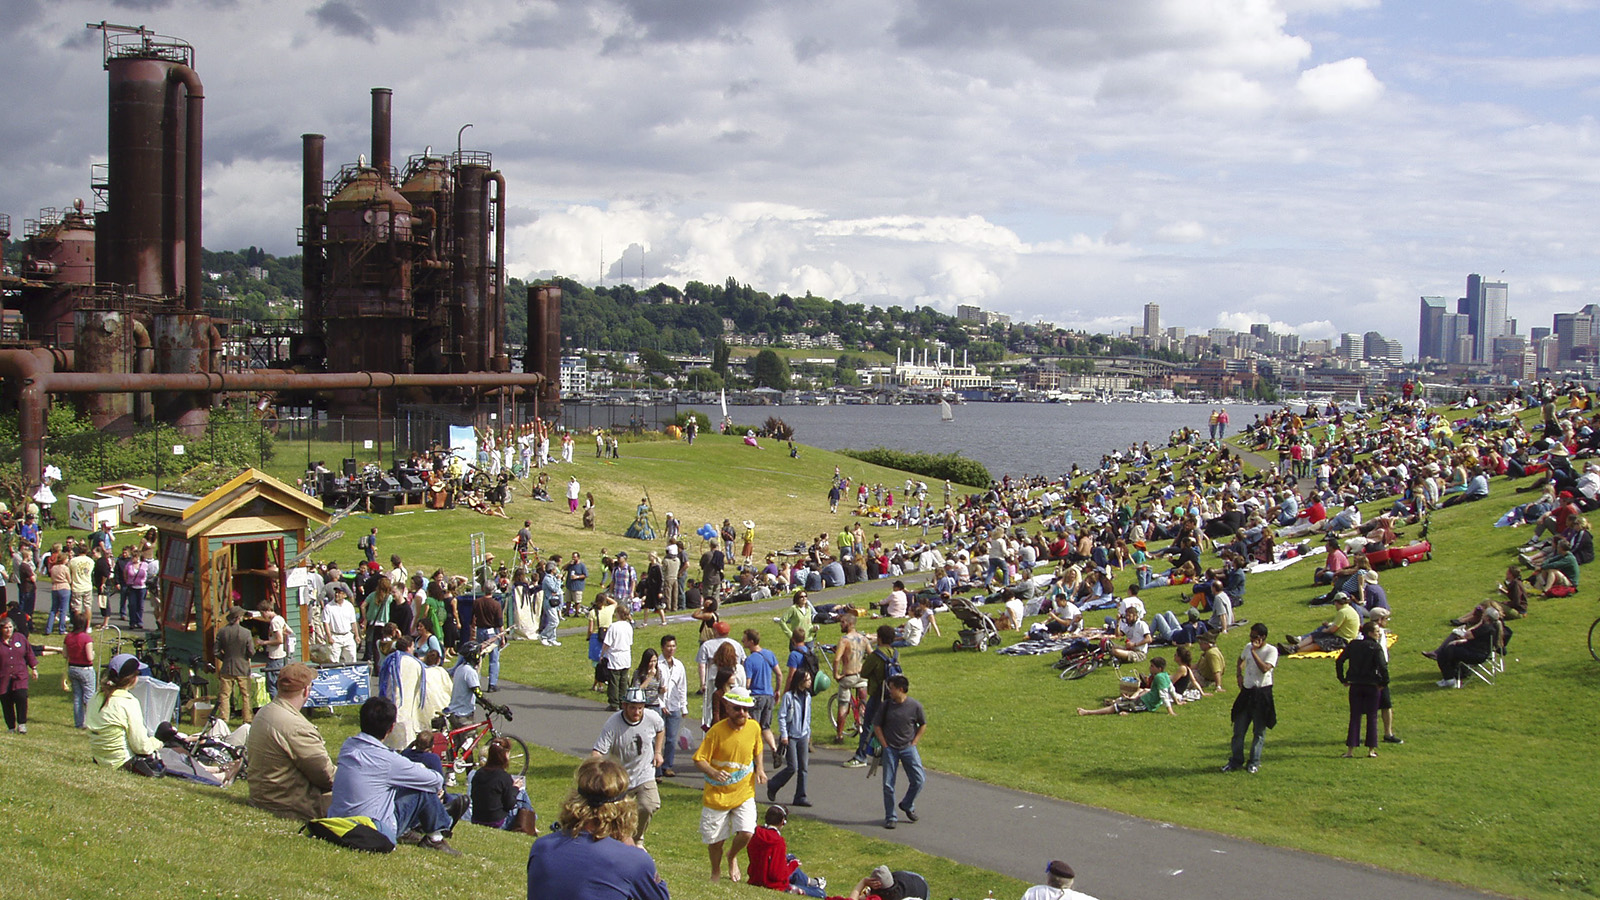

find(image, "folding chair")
[1462,621,1510,686]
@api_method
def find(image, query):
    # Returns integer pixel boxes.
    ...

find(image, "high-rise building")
[1143,303,1160,342]
[1465,274,1510,363]
[1418,297,1448,361]
[1340,333,1365,360]
[1439,312,1472,365]
[1554,311,1593,365]
[1363,331,1403,365]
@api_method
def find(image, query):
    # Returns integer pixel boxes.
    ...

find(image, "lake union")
[690,401,1281,478]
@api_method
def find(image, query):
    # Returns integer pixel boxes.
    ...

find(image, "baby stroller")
[948,595,1001,652]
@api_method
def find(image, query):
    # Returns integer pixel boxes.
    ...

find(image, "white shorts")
[699,797,756,844]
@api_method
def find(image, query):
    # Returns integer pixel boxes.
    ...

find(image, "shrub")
[840,447,990,487]
[763,416,796,440]
[673,410,712,432]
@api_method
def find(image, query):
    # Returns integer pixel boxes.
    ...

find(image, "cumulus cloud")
[3,0,1599,356]
[1295,57,1384,113]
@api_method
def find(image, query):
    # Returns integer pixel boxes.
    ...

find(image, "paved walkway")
[493,680,1490,900]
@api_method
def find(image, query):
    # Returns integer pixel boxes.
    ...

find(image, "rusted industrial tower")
[298,88,517,415]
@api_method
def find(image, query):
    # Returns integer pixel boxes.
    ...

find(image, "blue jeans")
[127,587,147,630]
[539,602,560,642]
[852,695,882,762]
[392,787,453,840]
[768,733,810,803]
[264,657,286,698]
[659,710,683,776]
[476,628,501,687]
[1230,709,1267,767]
[882,744,924,822]
[68,665,96,728]
[47,588,70,634]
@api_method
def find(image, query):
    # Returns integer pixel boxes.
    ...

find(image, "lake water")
[687,401,1279,478]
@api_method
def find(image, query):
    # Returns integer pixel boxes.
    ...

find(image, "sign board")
[305,664,371,709]
[67,494,121,531]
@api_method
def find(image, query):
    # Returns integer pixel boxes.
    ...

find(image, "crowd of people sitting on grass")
[17,377,1600,897]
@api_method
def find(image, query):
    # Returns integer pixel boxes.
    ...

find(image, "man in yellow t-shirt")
[1284,591,1362,654]
[693,687,766,883]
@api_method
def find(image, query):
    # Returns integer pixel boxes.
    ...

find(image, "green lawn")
[5,633,1024,900]
[19,414,1600,899]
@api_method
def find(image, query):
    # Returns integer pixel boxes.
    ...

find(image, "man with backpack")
[358,528,378,564]
[843,625,900,769]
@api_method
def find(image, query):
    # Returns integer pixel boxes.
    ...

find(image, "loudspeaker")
[319,472,336,495]
[342,458,358,478]
[395,473,423,492]
[380,476,401,493]
[370,494,396,515]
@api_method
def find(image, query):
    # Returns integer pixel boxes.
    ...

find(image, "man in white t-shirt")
[1021,859,1099,900]
[592,686,665,841]
[1222,622,1278,774]
[322,589,359,665]
[602,606,635,711]
[260,607,290,698]
[655,634,689,778]
[1110,606,1150,662]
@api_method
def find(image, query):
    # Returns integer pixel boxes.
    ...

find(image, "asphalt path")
[502,579,1492,900]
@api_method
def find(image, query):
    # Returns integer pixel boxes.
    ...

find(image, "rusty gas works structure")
[0,24,560,490]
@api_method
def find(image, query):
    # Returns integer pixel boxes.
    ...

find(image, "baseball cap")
[871,866,894,887]
[107,653,141,679]
[1047,861,1075,879]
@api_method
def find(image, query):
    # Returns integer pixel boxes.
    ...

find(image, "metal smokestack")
[301,133,325,329]
[371,87,392,175]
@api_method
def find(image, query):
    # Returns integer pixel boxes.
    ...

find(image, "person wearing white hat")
[693,686,765,882]
[741,521,756,567]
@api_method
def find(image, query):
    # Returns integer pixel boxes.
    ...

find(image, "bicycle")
[1589,612,1600,662]
[437,695,530,785]
[1055,638,1123,680]
[817,642,866,739]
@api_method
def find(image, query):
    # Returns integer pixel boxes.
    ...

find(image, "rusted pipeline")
[169,63,204,311]
[42,370,546,392]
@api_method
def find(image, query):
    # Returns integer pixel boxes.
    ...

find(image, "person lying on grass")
[1076,657,1178,717]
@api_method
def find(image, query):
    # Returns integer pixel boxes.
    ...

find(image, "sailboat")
[940,398,954,422]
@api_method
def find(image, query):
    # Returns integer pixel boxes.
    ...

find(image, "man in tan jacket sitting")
[246,663,336,820]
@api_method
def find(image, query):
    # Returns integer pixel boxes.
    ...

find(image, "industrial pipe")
[302,133,325,326]
[41,371,546,392]
[131,318,153,423]
[168,64,204,311]
[0,346,546,481]
[487,171,507,371]
[371,88,392,176]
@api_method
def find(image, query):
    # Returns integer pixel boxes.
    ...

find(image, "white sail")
[940,398,954,422]
[720,388,728,418]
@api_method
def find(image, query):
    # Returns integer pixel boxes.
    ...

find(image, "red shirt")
[745,824,798,890]
[65,631,94,667]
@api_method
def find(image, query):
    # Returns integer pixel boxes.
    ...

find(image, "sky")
[4,0,1600,355]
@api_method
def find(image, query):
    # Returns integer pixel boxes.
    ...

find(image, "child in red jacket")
[746,805,825,896]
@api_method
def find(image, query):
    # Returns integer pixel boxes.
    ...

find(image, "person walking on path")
[655,634,689,778]
[875,673,926,830]
[591,686,665,843]
[694,686,766,883]
[767,668,814,807]
[215,606,257,723]
[1222,622,1278,774]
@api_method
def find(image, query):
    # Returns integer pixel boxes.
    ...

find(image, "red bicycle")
[435,695,530,783]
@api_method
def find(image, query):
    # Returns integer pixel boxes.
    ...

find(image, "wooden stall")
[130,469,330,665]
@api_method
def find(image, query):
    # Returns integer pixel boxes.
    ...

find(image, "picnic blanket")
[1286,631,1399,660]
[1246,544,1325,574]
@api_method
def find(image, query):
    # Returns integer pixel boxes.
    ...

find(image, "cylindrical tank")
[401,156,453,376]
[297,134,327,364]
[101,55,189,297]
[323,167,415,412]
[74,310,137,428]
[371,88,392,175]
[453,161,489,374]
[531,285,562,402]
[152,312,213,433]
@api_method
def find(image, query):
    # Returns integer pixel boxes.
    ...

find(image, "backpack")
[300,816,394,853]
[874,648,902,700]
[358,534,372,552]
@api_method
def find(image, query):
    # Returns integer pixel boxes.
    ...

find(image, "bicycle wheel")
[476,732,531,777]
[1059,658,1098,680]
[1589,617,1600,662]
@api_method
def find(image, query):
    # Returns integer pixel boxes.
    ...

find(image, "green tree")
[752,349,791,391]
[712,339,731,376]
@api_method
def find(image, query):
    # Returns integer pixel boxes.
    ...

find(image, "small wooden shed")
[131,468,330,664]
